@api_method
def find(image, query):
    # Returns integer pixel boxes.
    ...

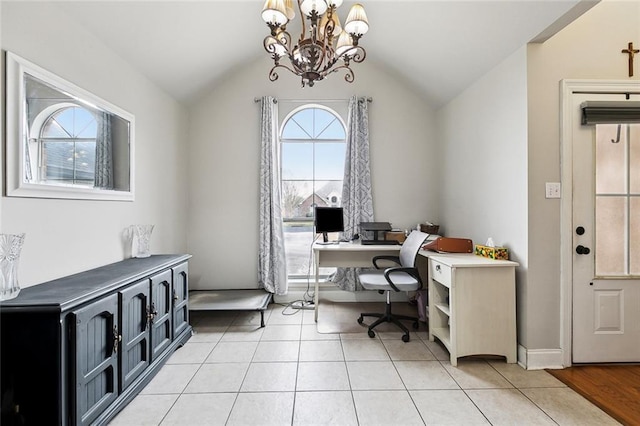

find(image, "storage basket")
[420,224,440,234]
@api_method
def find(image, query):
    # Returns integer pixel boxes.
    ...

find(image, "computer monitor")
[314,206,344,243]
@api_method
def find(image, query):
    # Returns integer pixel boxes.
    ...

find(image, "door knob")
[576,245,591,255]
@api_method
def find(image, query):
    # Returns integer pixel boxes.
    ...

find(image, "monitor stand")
[359,222,398,245]
[317,232,338,245]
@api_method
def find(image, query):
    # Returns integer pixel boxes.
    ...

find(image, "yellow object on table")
[475,244,509,260]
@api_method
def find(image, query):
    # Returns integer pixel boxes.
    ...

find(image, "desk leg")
[314,252,320,322]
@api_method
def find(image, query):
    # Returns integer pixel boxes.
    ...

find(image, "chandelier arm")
[281,31,292,50]
[320,12,336,65]
[297,0,306,45]
[317,57,339,75]
[323,7,336,57]
[268,62,299,82]
[349,46,366,63]
[263,36,280,55]
[322,63,356,83]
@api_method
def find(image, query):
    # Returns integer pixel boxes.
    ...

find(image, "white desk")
[313,241,401,321]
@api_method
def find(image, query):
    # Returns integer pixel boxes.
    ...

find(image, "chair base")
[358,300,419,342]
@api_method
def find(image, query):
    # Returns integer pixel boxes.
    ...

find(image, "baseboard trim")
[519,345,565,370]
[275,287,410,304]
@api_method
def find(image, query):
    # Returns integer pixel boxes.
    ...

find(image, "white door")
[572,92,640,363]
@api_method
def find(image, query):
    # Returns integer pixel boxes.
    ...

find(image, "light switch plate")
[545,182,561,199]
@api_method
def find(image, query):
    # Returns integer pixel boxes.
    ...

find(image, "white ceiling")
[56,0,596,107]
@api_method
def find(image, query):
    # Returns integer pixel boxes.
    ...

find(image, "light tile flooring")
[109,303,619,426]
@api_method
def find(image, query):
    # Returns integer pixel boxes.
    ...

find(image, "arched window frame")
[28,102,98,186]
[279,103,347,279]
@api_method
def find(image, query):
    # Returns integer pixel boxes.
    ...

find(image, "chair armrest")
[383,267,422,292]
[372,256,401,269]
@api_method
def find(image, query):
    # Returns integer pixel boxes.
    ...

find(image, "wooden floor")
[547,365,640,425]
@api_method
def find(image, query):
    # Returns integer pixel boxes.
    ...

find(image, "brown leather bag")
[422,237,473,253]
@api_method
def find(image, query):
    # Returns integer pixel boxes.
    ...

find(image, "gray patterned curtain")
[332,96,374,291]
[258,96,288,295]
[94,112,113,189]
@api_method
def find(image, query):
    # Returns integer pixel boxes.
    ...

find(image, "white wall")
[1,3,190,286]
[526,0,640,350]
[436,47,529,343]
[435,0,640,358]
[187,58,438,290]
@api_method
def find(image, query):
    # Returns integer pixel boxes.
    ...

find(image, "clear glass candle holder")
[131,225,154,258]
[0,233,25,301]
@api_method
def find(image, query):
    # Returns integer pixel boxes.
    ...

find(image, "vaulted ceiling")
[56,0,597,107]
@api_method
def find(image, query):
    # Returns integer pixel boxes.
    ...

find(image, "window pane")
[40,106,97,185]
[596,124,627,194]
[310,109,333,138]
[44,141,75,180]
[282,143,313,180]
[631,197,640,275]
[282,118,311,139]
[282,109,314,139]
[75,141,96,179]
[315,143,346,180]
[595,196,626,276]
[282,180,314,219]
[315,180,343,207]
[77,116,98,138]
[631,124,640,194]
[283,219,314,277]
[42,119,69,138]
[317,119,346,139]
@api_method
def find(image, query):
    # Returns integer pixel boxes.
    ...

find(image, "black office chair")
[357,230,429,342]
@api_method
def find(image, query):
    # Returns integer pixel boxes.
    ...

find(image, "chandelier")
[261,0,369,87]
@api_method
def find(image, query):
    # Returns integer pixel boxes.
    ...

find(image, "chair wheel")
[368,329,376,338]
[357,316,364,324]
[402,334,410,342]
[412,321,419,329]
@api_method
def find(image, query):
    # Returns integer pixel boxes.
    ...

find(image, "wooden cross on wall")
[622,42,639,77]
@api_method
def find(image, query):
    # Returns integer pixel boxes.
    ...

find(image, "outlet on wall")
[545,182,561,199]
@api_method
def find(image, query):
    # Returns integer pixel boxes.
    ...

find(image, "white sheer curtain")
[333,96,374,291]
[258,96,288,295]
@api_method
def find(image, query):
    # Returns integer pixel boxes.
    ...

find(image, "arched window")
[37,105,97,185]
[280,105,347,278]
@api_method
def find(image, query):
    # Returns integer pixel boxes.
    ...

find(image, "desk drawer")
[430,260,452,287]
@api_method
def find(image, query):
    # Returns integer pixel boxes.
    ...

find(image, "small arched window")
[38,105,97,185]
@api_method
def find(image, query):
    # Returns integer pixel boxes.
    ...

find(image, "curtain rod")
[253,97,372,103]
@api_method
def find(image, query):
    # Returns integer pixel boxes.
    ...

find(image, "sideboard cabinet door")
[119,279,151,392]
[72,293,119,426]
[172,262,189,338]
[150,270,173,361]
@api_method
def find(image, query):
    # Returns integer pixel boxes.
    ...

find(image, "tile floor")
[109,303,619,426]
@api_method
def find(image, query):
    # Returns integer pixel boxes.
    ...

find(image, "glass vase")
[0,233,25,301]
[131,225,154,258]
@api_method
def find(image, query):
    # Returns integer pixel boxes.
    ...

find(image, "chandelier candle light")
[261,0,369,87]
